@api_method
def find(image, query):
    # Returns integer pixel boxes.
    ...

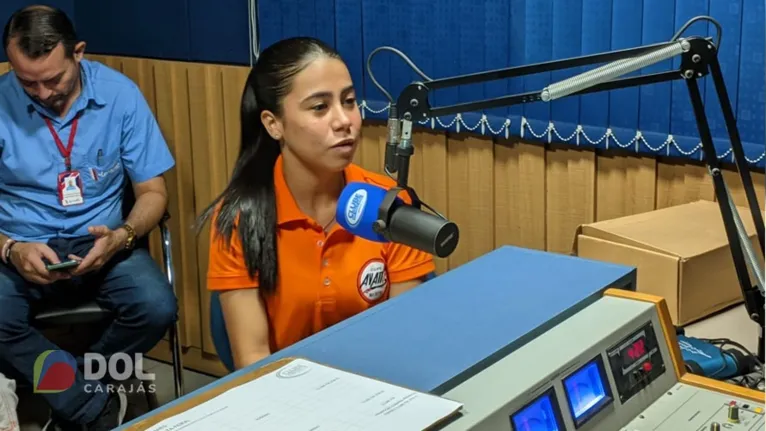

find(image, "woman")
[199,37,436,370]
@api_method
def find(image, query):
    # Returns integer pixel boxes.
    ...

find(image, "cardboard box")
[574,200,763,326]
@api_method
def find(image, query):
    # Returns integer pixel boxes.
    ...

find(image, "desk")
[119,246,636,429]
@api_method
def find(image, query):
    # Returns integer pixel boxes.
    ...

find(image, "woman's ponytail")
[198,71,281,294]
[197,36,342,296]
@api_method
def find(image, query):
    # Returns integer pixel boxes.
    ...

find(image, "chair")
[209,270,439,373]
[31,183,185,408]
[209,292,235,373]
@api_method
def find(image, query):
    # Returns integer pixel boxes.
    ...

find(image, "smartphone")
[46,260,80,272]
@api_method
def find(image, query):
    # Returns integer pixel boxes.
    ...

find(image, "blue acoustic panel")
[549,0,583,143]
[703,0,743,162]
[669,0,711,160]
[637,0,674,155]
[453,0,487,132]
[335,0,364,101]
[187,0,251,65]
[736,0,766,165]
[360,0,393,114]
[578,0,612,151]
[256,0,336,64]
[0,0,76,62]
[120,246,636,431]
[425,0,460,131]
[483,0,511,135]
[607,0,642,150]
[507,0,527,127]
[520,0,553,141]
[26,0,761,169]
[74,0,190,61]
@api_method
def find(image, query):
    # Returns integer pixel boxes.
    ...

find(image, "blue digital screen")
[511,392,562,431]
[563,359,612,425]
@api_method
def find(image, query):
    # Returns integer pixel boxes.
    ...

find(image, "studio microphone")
[335,182,459,258]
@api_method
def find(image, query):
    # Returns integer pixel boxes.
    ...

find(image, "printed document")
[144,358,463,431]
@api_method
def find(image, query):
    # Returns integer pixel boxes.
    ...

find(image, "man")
[0,5,178,430]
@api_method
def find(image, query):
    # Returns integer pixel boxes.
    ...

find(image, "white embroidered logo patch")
[357,259,388,303]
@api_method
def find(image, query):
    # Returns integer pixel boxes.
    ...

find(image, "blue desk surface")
[120,246,635,429]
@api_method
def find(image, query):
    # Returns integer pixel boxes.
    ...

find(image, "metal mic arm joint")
[678,37,715,80]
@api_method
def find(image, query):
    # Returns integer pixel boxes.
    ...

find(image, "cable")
[365,49,449,222]
[248,0,260,65]
[366,46,433,103]
[682,336,764,390]
[699,337,763,368]
[247,0,253,67]
[671,15,722,50]
[695,336,764,390]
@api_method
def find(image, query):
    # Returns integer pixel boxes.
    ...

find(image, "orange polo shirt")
[207,155,436,353]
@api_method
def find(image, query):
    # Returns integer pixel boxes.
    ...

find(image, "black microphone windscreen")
[388,205,459,258]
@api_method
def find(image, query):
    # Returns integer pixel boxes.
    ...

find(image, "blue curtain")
[3,0,761,169]
[258,0,765,169]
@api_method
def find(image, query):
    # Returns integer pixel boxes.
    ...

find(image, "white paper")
[144,358,463,431]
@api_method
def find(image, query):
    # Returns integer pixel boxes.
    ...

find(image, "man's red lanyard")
[42,114,80,172]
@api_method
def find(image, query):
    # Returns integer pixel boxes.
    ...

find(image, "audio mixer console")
[439,290,764,431]
[623,381,763,430]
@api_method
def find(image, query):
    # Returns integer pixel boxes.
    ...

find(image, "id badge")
[57,171,84,206]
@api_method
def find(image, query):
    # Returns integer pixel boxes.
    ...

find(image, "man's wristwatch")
[120,223,137,250]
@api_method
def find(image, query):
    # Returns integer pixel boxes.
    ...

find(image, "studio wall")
[3,55,758,377]
[0,1,762,171]
[0,1,763,375]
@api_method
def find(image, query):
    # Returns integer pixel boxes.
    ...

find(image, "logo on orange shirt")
[357,258,388,303]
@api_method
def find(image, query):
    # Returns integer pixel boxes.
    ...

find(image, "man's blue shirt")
[0,59,175,242]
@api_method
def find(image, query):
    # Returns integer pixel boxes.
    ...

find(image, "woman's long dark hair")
[198,37,341,296]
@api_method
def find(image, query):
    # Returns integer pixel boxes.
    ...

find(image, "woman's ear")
[261,110,283,141]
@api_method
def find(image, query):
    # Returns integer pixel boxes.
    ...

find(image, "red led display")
[626,338,646,361]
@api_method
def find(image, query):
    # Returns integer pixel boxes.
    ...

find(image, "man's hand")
[9,242,72,285]
[68,225,127,276]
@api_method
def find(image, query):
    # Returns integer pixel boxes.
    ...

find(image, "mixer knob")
[728,405,740,423]
[709,422,720,431]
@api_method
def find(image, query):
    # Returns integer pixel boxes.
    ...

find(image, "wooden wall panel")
[595,152,657,221]
[656,159,716,208]
[1,57,763,377]
[184,64,232,357]
[545,145,596,254]
[200,65,252,357]
[408,130,450,274]
[446,135,495,268]
[118,58,167,280]
[494,141,546,251]
[220,66,250,174]
[722,169,765,211]
[152,60,200,351]
[358,124,387,175]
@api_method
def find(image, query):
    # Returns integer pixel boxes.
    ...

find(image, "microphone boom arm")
[377,16,766,362]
